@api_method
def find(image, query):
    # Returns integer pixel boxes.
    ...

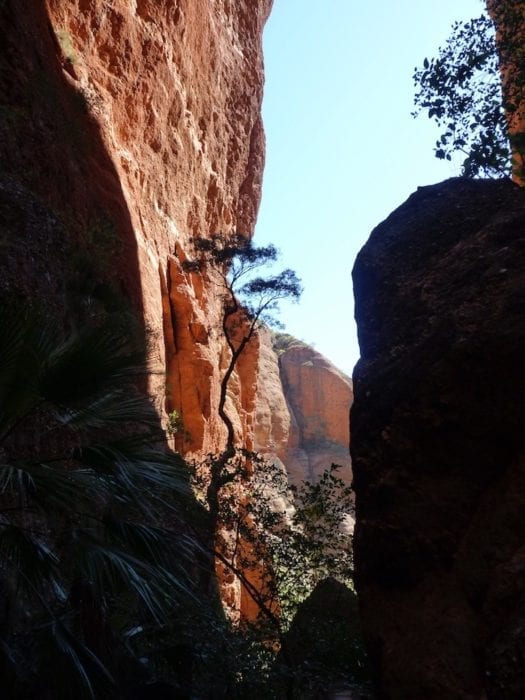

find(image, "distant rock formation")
[255,329,353,486]
[351,178,525,699]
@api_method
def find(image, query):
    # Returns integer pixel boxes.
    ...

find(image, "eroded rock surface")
[351,178,525,699]
[1,0,271,455]
[1,0,354,624]
[255,330,353,485]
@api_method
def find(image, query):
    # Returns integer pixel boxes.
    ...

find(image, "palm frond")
[0,306,45,439]
[0,526,60,594]
[76,531,179,621]
[48,619,115,700]
[102,515,172,568]
[55,393,158,431]
[102,514,198,578]
[101,515,199,603]
[0,462,98,514]
[0,462,36,498]
[78,440,190,497]
[39,323,146,405]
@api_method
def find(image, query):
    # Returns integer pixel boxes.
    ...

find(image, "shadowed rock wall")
[351,178,525,699]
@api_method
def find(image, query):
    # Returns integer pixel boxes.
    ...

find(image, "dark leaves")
[0,303,199,695]
[413,13,511,178]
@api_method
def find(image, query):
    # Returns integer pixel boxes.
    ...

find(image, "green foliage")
[413,13,511,177]
[249,460,354,627]
[191,451,363,694]
[184,233,302,330]
[57,30,78,65]
[166,408,184,436]
[271,332,305,356]
[0,303,199,698]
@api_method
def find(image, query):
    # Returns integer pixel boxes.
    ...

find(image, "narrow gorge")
[1,1,356,696]
[2,1,524,699]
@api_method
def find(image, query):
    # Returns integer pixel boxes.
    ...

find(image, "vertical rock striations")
[351,178,525,699]
[0,0,272,454]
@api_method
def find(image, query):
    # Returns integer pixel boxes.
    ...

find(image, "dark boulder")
[351,178,525,699]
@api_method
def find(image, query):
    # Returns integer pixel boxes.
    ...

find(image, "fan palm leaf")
[0,302,202,696]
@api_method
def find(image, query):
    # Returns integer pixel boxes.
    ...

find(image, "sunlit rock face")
[351,178,525,699]
[1,0,271,455]
[487,0,525,186]
[1,0,354,623]
[255,329,353,486]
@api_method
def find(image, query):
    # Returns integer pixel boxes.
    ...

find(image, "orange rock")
[487,0,525,186]
[2,0,352,623]
[255,329,353,486]
[41,0,272,455]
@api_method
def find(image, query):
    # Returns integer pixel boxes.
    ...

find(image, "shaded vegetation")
[0,303,201,698]
[271,332,306,356]
[0,299,369,698]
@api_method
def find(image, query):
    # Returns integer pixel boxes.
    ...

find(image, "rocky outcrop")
[351,178,525,699]
[255,330,353,485]
[487,0,525,186]
[275,578,368,697]
[0,0,271,455]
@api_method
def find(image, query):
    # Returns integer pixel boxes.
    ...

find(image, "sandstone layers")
[351,178,525,699]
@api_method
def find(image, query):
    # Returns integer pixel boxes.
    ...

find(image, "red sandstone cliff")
[1,1,354,624]
[255,329,353,486]
[1,0,271,458]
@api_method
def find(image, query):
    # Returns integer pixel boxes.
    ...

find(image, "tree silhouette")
[183,233,302,521]
[413,13,511,178]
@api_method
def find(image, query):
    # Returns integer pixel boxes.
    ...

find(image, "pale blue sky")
[255,0,484,376]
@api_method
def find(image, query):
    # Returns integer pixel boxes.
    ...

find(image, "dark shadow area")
[0,3,226,697]
[0,0,143,323]
[273,577,373,699]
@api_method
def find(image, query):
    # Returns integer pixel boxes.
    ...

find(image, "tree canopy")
[413,13,511,178]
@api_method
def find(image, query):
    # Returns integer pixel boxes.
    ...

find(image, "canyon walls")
[1,1,355,625]
[0,0,272,455]
[351,178,525,699]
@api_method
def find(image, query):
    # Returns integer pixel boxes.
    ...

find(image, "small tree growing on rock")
[413,13,510,177]
[183,233,302,523]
